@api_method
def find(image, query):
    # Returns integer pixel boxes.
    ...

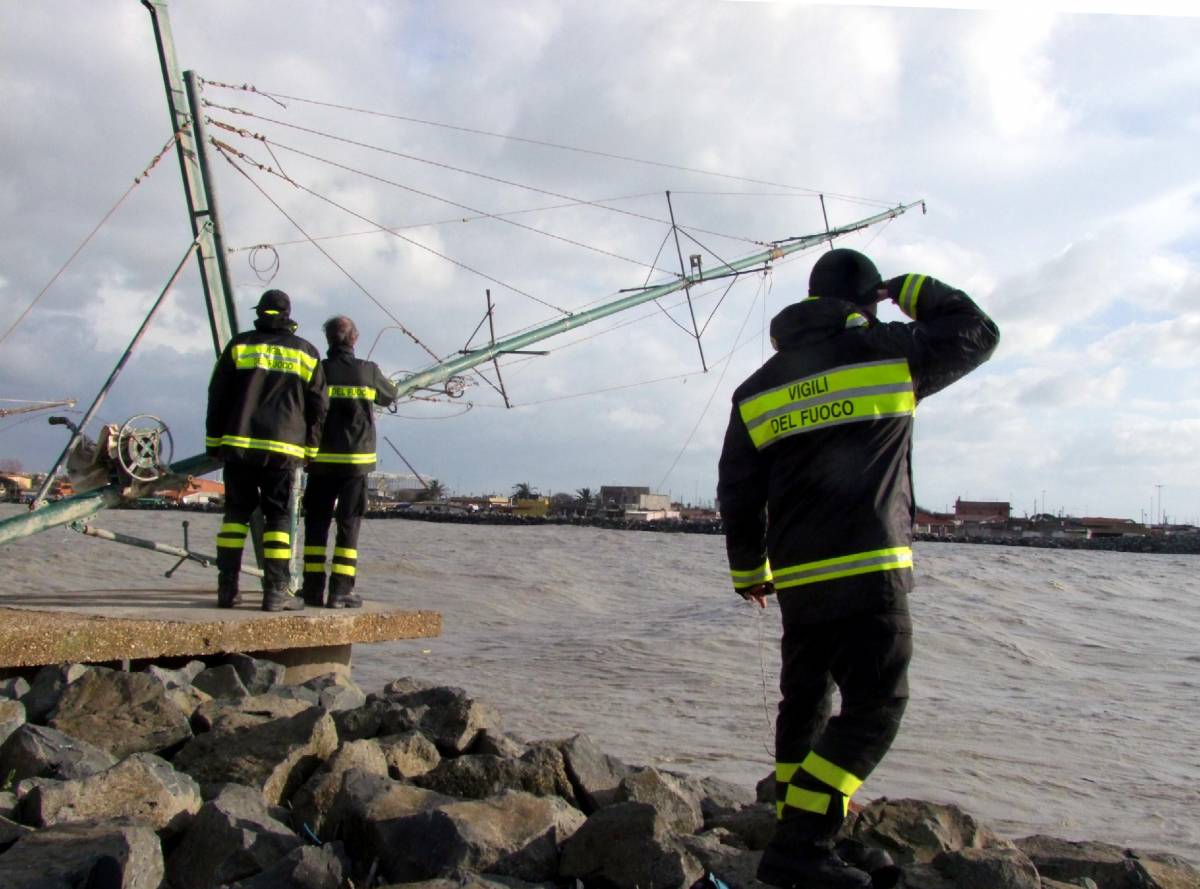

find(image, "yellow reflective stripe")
[845,312,868,329]
[212,435,306,459]
[773,547,913,589]
[801,752,864,798]
[205,436,221,447]
[219,523,250,535]
[231,344,317,381]
[331,563,357,576]
[216,539,245,549]
[783,785,831,816]
[776,801,785,819]
[897,274,926,319]
[738,359,914,450]
[263,531,290,544]
[303,546,327,557]
[731,560,773,590]
[328,385,376,400]
[311,452,376,465]
[333,547,357,559]
[264,548,292,560]
[776,762,801,783]
[303,562,326,572]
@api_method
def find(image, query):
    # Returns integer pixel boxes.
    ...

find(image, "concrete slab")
[0,586,441,670]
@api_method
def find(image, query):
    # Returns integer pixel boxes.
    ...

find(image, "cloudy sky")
[1,1,1198,523]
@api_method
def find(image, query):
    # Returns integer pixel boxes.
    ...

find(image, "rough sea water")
[1,505,1197,861]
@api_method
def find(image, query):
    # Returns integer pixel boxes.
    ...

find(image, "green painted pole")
[142,0,238,355]
[0,489,122,546]
[393,202,921,399]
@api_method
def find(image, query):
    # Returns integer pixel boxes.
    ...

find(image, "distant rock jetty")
[0,659,1195,888]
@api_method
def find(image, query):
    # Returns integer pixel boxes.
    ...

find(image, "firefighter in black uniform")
[206,289,327,612]
[718,249,999,888]
[301,315,399,608]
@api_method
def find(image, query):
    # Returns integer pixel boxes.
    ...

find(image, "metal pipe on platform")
[71,522,264,579]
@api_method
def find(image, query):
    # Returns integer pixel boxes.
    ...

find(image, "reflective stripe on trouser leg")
[328,494,364,596]
[262,527,291,590]
[215,517,250,578]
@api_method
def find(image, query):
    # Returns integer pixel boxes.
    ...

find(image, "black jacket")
[205,316,327,468]
[717,274,999,622]
[308,345,399,476]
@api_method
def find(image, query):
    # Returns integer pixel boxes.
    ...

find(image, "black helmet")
[255,289,291,317]
[808,249,881,305]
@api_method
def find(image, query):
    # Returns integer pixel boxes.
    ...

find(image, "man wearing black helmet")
[717,249,999,888]
[206,289,327,612]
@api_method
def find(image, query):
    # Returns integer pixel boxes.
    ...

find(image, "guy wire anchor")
[165,519,209,578]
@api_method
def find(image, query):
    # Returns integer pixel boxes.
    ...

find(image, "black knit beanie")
[808,249,882,305]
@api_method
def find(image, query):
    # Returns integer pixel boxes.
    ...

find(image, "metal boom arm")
[394,202,921,399]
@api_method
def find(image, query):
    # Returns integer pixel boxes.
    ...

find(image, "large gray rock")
[0,819,164,889]
[618,766,704,834]
[556,733,630,813]
[48,667,193,758]
[166,783,304,889]
[929,847,1041,889]
[192,693,314,734]
[324,769,452,844]
[415,750,577,803]
[1015,834,1200,889]
[353,788,585,884]
[19,663,89,723]
[705,802,775,851]
[378,730,442,779]
[227,843,350,889]
[300,672,367,712]
[146,662,212,717]
[16,751,201,832]
[0,699,25,749]
[0,814,33,852]
[559,800,703,889]
[369,684,502,754]
[0,723,117,782]
[849,797,1014,865]
[0,790,16,820]
[192,663,250,699]
[0,677,30,702]
[173,707,338,805]
[670,771,756,821]
[290,738,389,838]
[332,698,392,741]
[681,830,775,889]
[224,653,287,695]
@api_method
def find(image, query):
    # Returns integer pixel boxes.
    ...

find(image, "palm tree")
[575,487,595,515]
[512,481,536,501]
[419,478,445,502]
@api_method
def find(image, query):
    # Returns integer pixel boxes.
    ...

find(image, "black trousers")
[301,474,366,597]
[771,598,913,846]
[215,462,294,592]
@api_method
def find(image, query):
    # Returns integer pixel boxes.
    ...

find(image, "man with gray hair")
[301,315,399,608]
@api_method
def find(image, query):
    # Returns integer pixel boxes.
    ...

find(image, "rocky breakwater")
[0,660,1195,889]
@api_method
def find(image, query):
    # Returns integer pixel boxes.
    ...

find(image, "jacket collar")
[769,297,870,349]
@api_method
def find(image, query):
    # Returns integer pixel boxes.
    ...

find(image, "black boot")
[262,587,305,612]
[756,843,873,889]
[301,577,326,608]
[326,591,363,609]
[217,574,242,609]
[835,839,902,889]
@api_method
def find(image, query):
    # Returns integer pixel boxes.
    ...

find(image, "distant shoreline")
[364,508,1200,555]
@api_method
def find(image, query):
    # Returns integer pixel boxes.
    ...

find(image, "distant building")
[954,499,1010,523]
[1076,517,1147,539]
[166,476,224,506]
[367,472,425,503]
[914,508,955,536]
[600,486,649,510]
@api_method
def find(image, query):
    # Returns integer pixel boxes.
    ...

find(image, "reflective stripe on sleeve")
[896,274,927,319]
[738,359,914,450]
[731,560,773,590]
[772,547,912,589]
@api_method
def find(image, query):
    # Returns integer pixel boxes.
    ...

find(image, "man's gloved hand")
[740,582,775,609]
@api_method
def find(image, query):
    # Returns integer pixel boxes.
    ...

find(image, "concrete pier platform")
[0,587,441,682]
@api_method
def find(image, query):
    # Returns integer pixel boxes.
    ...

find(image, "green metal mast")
[142,0,238,353]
